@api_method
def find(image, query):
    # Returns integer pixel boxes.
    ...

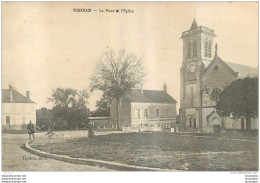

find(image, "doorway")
[6,116,10,128]
[214,125,220,133]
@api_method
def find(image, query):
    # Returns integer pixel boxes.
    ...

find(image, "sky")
[2,2,258,111]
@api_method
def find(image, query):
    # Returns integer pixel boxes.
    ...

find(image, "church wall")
[184,83,200,107]
[251,118,258,129]
[202,108,215,132]
[224,117,258,130]
[203,62,237,90]
[202,63,237,107]
[182,33,202,62]
[184,108,199,132]
[224,117,241,129]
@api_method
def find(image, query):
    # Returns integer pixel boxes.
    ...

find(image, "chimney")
[9,87,13,102]
[26,91,30,99]
[163,83,167,93]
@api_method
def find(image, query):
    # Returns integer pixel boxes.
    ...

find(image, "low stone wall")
[122,126,162,132]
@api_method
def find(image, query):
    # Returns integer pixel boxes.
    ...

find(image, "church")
[179,19,258,133]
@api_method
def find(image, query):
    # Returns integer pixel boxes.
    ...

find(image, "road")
[2,131,113,171]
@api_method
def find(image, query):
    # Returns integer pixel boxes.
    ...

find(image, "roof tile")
[2,89,36,103]
[124,89,177,104]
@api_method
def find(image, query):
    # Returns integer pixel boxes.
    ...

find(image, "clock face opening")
[189,64,195,72]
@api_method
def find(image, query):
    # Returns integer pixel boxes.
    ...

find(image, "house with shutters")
[110,83,177,132]
[2,87,37,130]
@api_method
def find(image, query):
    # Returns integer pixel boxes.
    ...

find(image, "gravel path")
[2,130,121,171]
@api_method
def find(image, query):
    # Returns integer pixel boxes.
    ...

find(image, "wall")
[110,98,131,128]
[183,108,199,132]
[201,107,215,132]
[2,103,36,130]
[182,27,215,63]
[202,61,237,107]
[225,117,259,130]
[130,102,177,128]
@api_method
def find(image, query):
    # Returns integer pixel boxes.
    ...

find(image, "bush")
[53,118,68,130]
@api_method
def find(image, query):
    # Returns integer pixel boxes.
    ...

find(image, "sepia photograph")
[1,1,258,178]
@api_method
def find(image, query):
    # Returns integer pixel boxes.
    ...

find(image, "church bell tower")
[179,19,216,132]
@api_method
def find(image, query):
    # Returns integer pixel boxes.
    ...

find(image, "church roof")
[204,56,258,78]
[124,89,177,104]
[2,89,36,103]
[226,62,258,78]
[190,19,198,30]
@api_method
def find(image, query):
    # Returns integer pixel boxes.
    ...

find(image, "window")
[204,39,208,57]
[192,39,197,58]
[204,38,212,58]
[144,109,148,118]
[135,109,140,118]
[144,124,148,127]
[208,40,211,57]
[166,123,170,128]
[6,116,10,127]
[188,117,196,128]
[210,88,222,102]
[187,41,191,59]
[191,87,193,107]
[149,124,155,127]
[156,109,159,117]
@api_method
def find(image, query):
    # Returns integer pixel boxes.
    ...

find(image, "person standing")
[27,121,35,140]
[88,122,94,138]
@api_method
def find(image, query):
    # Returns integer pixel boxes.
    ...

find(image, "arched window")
[204,39,208,57]
[193,118,196,128]
[208,40,211,57]
[189,117,192,127]
[193,39,197,58]
[187,41,191,59]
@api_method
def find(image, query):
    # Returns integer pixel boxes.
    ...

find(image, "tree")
[90,49,145,130]
[91,94,111,117]
[36,107,52,130]
[48,88,90,130]
[216,77,258,131]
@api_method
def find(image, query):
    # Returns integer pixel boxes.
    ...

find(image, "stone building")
[179,19,258,133]
[2,88,36,130]
[110,84,177,132]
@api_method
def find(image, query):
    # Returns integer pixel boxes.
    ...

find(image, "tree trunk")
[116,98,121,130]
[246,115,251,131]
[241,116,245,130]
